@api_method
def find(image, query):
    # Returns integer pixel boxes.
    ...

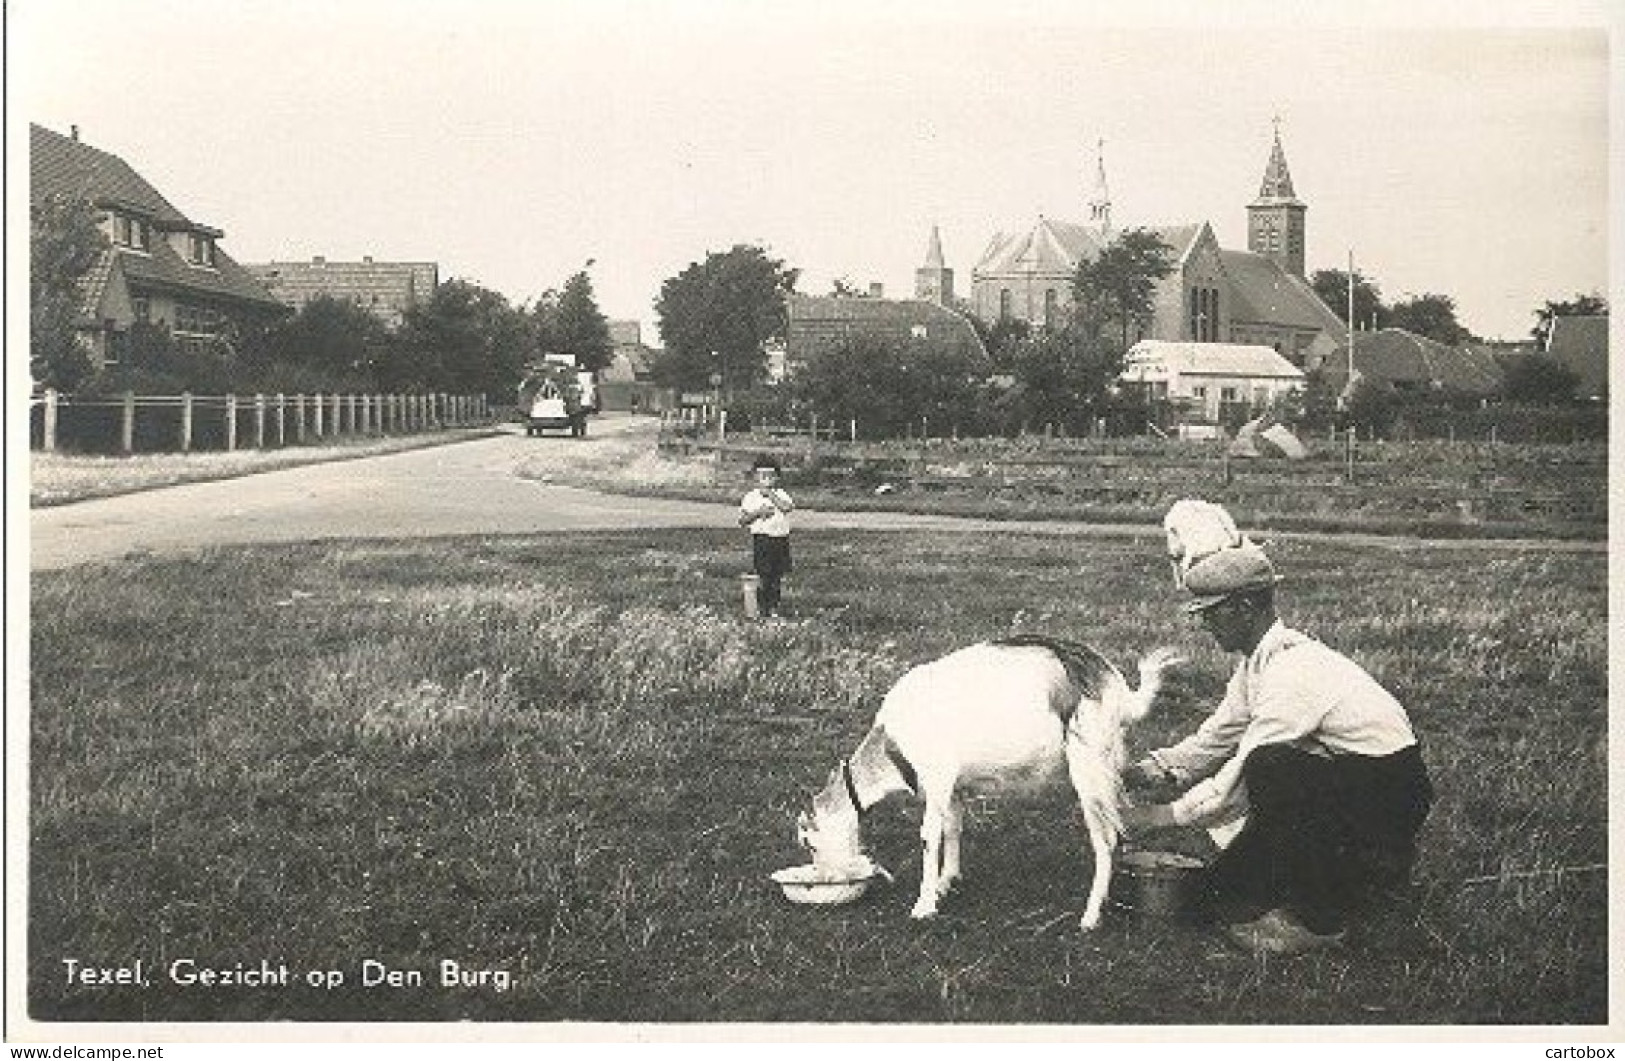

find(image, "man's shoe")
[1224,908,1345,956]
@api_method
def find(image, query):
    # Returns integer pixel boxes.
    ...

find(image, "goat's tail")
[1104,646,1183,724]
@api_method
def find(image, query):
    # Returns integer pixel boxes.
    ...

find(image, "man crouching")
[1123,543,1434,956]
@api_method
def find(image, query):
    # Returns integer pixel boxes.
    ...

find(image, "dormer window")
[187,234,217,268]
[113,213,151,251]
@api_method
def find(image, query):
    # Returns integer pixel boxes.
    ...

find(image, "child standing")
[738,456,795,618]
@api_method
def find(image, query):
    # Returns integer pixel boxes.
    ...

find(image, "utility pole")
[1346,250,1356,408]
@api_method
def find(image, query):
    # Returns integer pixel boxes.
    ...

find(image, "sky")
[10,0,1617,343]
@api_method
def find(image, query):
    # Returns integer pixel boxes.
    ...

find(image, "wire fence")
[29,389,495,455]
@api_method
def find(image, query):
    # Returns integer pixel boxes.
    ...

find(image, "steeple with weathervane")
[1248,117,1307,278]
[1087,138,1112,242]
[915,223,954,305]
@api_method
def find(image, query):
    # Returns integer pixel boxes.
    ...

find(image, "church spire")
[1254,117,1301,204]
[922,223,946,270]
[1087,138,1112,241]
[915,223,954,305]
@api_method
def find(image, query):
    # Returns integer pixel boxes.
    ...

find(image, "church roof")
[1219,250,1346,333]
[973,219,1203,277]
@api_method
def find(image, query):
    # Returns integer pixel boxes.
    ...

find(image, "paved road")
[28,417,1602,572]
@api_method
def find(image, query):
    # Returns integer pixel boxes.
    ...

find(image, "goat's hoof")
[1078,911,1103,932]
[910,901,939,920]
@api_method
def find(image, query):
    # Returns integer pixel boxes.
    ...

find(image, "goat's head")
[794,764,865,868]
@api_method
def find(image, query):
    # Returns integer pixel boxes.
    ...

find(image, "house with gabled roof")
[946,128,1347,368]
[1544,314,1609,399]
[785,293,989,379]
[1121,340,1306,424]
[30,123,286,369]
[1310,328,1505,400]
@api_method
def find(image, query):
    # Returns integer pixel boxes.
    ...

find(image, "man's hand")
[1124,756,1173,792]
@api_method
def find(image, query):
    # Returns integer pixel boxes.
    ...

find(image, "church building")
[918,128,1348,368]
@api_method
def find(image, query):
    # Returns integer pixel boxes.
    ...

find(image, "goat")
[795,635,1180,930]
[1163,498,1251,589]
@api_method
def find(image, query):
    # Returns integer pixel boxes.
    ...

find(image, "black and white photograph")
[7,0,1617,1049]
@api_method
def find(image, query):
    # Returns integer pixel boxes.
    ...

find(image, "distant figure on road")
[738,455,795,619]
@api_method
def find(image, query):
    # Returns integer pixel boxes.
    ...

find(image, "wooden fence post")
[275,393,287,446]
[120,391,135,454]
[295,394,306,442]
[42,389,58,452]
[254,394,267,449]
[312,392,324,438]
[226,394,238,451]
[180,392,194,452]
[347,393,358,435]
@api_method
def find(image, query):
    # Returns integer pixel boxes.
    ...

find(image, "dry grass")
[27,527,1607,1025]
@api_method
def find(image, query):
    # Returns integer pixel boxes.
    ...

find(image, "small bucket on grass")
[1110,849,1206,921]
[740,574,760,619]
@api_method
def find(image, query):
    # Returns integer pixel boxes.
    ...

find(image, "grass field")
[28,526,1608,1025]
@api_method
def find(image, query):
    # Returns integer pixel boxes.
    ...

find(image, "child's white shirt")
[741,488,793,537]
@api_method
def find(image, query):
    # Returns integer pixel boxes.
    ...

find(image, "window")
[1043,288,1059,326]
[910,324,928,339]
[174,303,219,336]
[999,289,1012,322]
[1221,387,1238,403]
[187,234,217,267]
[132,297,151,323]
[1188,286,1220,342]
[113,214,151,251]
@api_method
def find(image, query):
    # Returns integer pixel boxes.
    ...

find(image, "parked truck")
[518,362,590,438]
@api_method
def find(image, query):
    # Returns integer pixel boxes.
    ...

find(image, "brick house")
[245,257,439,326]
[30,123,286,368]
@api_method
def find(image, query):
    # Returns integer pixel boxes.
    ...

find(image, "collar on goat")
[840,758,864,810]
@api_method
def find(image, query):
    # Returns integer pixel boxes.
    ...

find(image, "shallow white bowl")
[770,864,877,905]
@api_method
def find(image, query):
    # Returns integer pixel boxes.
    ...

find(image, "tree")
[30,194,108,391]
[1072,228,1175,351]
[387,279,532,399]
[790,333,989,438]
[1001,324,1122,434]
[552,270,613,373]
[1388,293,1472,344]
[1310,268,1388,330]
[1531,292,1607,348]
[653,244,799,396]
[1500,354,1579,405]
[252,295,389,392]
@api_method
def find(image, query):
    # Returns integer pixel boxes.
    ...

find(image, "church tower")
[915,224,954,305]
[1247,122,1307,277]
